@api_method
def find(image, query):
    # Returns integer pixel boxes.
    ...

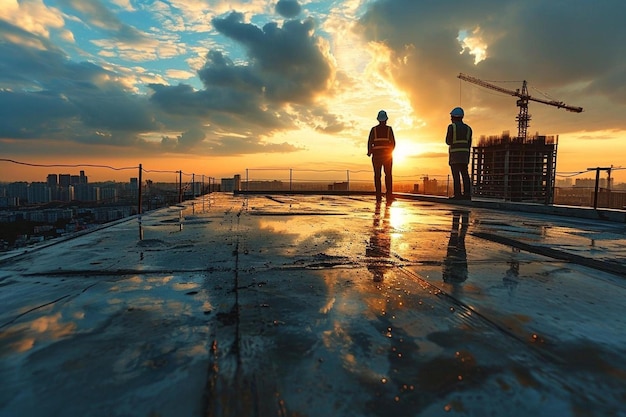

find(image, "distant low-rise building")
[221,175,241,192]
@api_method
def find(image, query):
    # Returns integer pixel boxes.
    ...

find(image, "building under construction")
[471,132,557,203]
[457,73,582,205]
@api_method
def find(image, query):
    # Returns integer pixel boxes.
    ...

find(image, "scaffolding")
[472,132,558,204]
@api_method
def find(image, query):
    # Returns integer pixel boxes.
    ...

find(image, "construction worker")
[446,107,472,200]
[367,110,396,200]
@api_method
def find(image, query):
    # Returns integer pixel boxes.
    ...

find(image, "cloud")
[2,0,65,39]
[357,0,626,135]
[0,8,329,157]
[161,127,205,151]
[202,136,302,155]
[150,11,341,141]
[58,0,148,43]
[211,12,334,103]
[5,0,622,168]
[165,69,196,80]
[276,0,302,18]
[0,20,156,146]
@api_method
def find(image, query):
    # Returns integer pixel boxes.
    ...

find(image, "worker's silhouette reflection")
[366,200,392,282]
[503,256,520,296]
[442,210,469,285]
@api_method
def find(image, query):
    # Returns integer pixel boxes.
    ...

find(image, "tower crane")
[458,73,583,140]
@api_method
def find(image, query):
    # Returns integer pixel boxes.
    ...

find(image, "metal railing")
[241,167,626,210]
[243,168,453,195]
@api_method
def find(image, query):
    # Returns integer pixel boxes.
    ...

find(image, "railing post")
[587,166,611,209]
[347,170,350,191]
[246,169,249,192]
[136,163,143,218]
[179,170,182,203]
[290,169,293,191]
[593,167,600,209]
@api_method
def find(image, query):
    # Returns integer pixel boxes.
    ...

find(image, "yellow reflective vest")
[446,122,472,165]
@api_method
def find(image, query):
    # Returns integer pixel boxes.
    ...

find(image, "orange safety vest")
[371,126,394,154]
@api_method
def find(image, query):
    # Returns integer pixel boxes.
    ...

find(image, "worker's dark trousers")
[372,155,393,198]
[450,163,471,197]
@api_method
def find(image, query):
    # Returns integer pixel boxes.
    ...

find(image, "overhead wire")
[0,159,137,171]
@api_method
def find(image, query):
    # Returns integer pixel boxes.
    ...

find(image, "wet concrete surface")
[1,193,625,417]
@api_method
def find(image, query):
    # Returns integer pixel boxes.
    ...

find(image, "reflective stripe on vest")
[450,123,470,153]
[372,126,393,151]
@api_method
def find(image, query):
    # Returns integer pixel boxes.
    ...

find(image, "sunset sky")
[1,0,625,184]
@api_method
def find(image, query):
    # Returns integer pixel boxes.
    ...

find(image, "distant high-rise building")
[74,184,90,201]
[69,171,88,185]
[47,174,58,188]
[58,185,74,202]
[58,174,73,201]
[91,186,101,202]
[47,174,59,200]
[73,184,100,202]
[59,174,71,188]
[100,187,118,203]
[575,178,609,188]
[129,178,139,198]
[28,182,52,204]
[7,182,29,203]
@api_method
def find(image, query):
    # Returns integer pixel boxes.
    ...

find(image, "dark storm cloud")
[0,21,69,88]
[150,11,341,143]
[0,20,155,147]
[211,12,332,103]
[358,0,626,134]
[276,0,302,18]
[0,14,308,157]
[0,90,75,138]
[161,127,206,151]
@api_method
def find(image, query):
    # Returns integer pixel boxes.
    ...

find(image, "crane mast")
[458,73,583,140]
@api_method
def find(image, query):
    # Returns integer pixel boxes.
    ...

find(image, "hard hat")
[450,107,464,118]
[377,110,388,121]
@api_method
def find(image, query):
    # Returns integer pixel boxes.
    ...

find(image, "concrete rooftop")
[1,193,625,417]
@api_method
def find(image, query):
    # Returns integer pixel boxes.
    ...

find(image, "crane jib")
[457,73,583,139]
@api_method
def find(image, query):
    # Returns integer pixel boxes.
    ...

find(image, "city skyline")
[1,1,625,183]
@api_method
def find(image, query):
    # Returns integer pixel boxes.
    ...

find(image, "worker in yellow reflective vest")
[367,110,396,200]
[446,107,472,200]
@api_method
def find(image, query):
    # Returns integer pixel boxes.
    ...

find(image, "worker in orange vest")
[367,110,396,200]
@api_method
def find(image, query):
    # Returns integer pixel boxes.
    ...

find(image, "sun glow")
[393,141,422,166]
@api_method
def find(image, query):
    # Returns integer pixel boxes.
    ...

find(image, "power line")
[0,159,137,171]
[0,159,215,178]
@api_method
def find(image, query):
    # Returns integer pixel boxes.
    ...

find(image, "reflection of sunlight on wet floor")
[2,193,626,416]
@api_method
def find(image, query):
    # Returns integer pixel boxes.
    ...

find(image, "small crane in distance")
[457,73,583,141]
